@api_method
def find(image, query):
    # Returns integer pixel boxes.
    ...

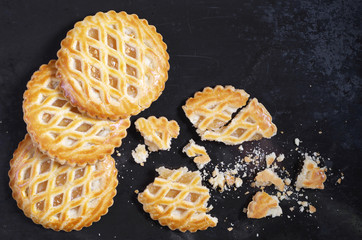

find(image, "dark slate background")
[0,0,361,239]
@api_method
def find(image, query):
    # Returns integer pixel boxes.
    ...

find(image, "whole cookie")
[23,60,130,166]
[9,135,118,231]
[56,11,170,120]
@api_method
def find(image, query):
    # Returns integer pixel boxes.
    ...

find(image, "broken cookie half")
[247,191,282,219]
[182,85,277,145]
[138,167,218,232]
[135,116,180,152]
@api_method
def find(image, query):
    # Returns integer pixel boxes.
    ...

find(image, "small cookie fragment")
[265,152,276,167]
[296,155,327,190]
[138,167,218,232]
[255,169,285,191]
[183,139,210,169]
[309,205,317,213]
[209,167,226,191]
[135,116,180,152]
[276,154,285,162]
[132,144,149,166]
[247,191,282,219]
[208,167,242,192]
[244,155,253,163]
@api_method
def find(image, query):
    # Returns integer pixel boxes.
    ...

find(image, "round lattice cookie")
[9,135,118,231]
[56,10,170,120]
[23,60,130,166]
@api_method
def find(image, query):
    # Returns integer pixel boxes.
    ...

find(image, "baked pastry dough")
[8,135,118,231]
[56,11,169,120]
[296,155,327,190]
[132,144,149,166]
[201,98,277,145]
[138,167,218,232]
[182,86,277,145]
[182,139,210,169]
[255,169,285,191]
[23,60,130,166]
[183,85,249,133]
[135,116,179,152]
[247,191,282,219]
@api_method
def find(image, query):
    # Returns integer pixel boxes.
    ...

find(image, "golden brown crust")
[182,85,250,132]
[255,169,285,191]
[296,156,327,190]
[182,139,210,168]
[134,116,179,152]
[201,98,277,145]
[183,86,277,145]
[23,60,130,166]
[8,135,118,231]
[247,191,281,219]
[137,167,218,232]
[56,11,169,120]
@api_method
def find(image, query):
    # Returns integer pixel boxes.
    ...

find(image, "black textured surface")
[0,0,361,239]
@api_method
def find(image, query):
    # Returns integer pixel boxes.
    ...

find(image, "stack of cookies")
[8,11,169,231]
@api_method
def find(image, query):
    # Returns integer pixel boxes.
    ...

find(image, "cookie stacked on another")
[9,11,169,232]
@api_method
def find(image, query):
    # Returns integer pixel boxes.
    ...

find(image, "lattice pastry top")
[138,167,218,232]
[57,11,170,120]
[296,155,327,190]
[134,116,180,152]
[23,60,130,166]
[183,86,277,145]
[247,191,282,219]
[201,98,277,145]
[183,85,249,133]
[8,135,118,231]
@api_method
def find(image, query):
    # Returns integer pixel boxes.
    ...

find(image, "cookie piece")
[134,116,179,152]
[255,169,285,191]
[247,191,282,219]
[296,155,327,190]
[138,167,218,232]
[8,135,118,231]
[132,144,149,166]
[183,85,249,133]
[201,98,277,145]
[182,139,210,169]
[56,11,169,120]
[23,60,130,166]
[183,86,277,145]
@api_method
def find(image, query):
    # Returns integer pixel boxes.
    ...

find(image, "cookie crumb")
[309,205,316,213]
[294,138,300,146]
[276,154,285,162]
[284,178,291,186]
[244,156,252,163]
[265,152,276,167]
[227,227,233,231]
